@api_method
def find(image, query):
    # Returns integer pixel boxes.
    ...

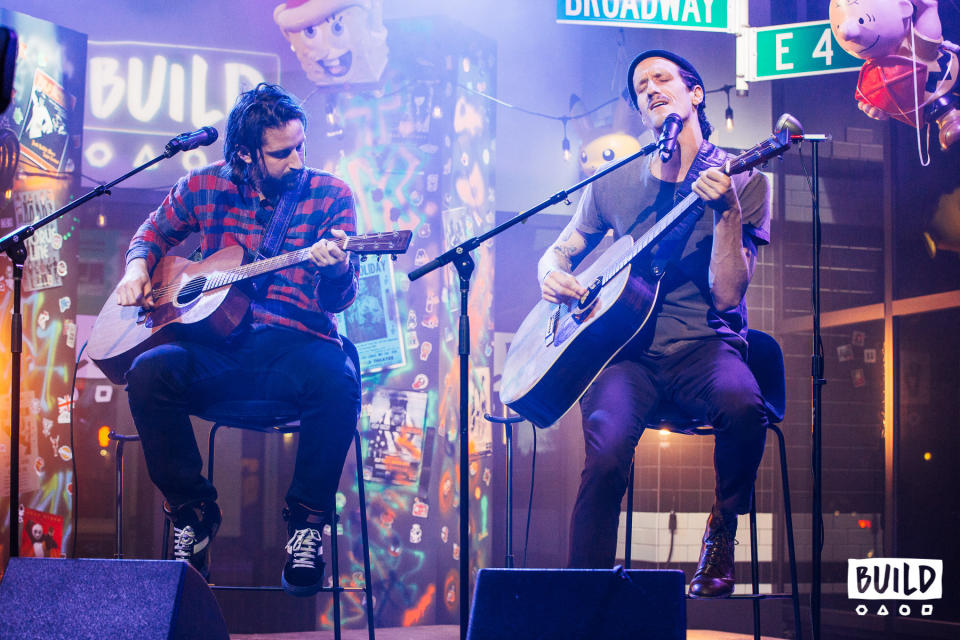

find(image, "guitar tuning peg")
[360,255,368,262]
[391,254,398,261]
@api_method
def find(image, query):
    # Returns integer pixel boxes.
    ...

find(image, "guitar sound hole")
[176,276,206,305]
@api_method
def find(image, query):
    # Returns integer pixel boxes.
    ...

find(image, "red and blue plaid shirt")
[127,161,358,343]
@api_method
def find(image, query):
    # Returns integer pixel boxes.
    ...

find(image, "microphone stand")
[808,136,825,640]
[2,142,193,560]
[409,139,660,639]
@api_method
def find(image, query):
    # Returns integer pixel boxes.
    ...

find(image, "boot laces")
[286,528,322,569]
[173,525,197,561]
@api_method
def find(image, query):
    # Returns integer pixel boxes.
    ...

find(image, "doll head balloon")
[274,0,388,87]
[830,0,914,60]
[829,0,959,151]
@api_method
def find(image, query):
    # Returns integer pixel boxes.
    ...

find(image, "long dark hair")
[223,83,307,185]
[676,68,713,141]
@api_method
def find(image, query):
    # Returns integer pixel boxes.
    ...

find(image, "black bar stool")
[623,329,801,640]
[111,339,375,640]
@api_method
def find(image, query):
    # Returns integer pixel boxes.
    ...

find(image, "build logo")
[848,559,942,617]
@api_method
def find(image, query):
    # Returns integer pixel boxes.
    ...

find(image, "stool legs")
[355,430,376,640]
[622,426,802,640]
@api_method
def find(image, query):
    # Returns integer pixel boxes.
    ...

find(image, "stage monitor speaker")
[467,568,686,640]
[0,558,229,640]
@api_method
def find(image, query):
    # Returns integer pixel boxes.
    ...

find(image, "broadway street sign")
[557,0,734,33]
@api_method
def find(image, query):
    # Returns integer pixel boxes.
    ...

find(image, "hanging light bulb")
[562,136,571,162]
[724,86,734,131]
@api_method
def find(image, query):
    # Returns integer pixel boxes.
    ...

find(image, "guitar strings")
[143,236,357,303]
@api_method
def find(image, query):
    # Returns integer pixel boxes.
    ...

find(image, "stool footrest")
[686,592,796,601]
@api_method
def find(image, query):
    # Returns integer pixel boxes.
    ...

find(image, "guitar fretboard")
[598,191,701,285]
[203,247,313,291]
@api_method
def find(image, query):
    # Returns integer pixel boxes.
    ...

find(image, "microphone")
[165,127,219,153]
[657,113,683,162]
[775,113,832,142]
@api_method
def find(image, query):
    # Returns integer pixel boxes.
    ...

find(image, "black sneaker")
[165,501,221,580]
[281,505,327,597]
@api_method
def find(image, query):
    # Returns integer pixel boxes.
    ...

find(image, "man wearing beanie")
[538,50,771,598]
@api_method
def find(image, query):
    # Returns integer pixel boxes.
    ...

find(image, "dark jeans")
[568,338,768,568]
[125,326,360,512]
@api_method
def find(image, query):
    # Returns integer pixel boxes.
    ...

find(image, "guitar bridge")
[544,305,561,344]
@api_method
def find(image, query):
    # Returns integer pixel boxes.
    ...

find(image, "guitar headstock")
[343,230,413,255]
[723,128,792,176]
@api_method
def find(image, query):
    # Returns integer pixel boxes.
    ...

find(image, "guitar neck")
[203,247,314,292]
[603,191,701,280]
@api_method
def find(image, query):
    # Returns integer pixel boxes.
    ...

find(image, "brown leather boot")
[688,507,737,598]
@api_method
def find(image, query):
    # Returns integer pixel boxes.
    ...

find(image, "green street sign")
[557,0,733,33]
[748,20,863,81]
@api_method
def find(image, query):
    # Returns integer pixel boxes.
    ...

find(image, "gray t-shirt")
[573,147,771,357]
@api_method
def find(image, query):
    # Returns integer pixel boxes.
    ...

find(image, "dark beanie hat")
[625,49,712,140]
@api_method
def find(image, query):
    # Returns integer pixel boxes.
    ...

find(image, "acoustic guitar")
[499,130,792,428]
[88,230,412,384]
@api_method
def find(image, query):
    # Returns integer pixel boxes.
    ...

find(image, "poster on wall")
[12,189,63,291]
[338,257,405,373]
[362,388,428,486]
[18,69,72,173]
[19,508,64,559]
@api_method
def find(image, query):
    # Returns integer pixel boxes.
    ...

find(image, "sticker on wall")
[64,319,76,348]
[412,373,428,391]
[58,296,71,313]
[94,385,113,403]
[852,330,866,347]
[407,309,418,330]
[482,467,491,486]
[58,445,72,462]
[851,368,866,388]
[37,310,50,330]
[452,542,460,560]
[419,341,432,361]
[56,260,68,277]
[421,316,438,329]
[864,348,877,364]
[837,344,854,362]
[405,330,419,350]
[409,523,423,544]
[412,497,429,518]
[418,222,432,238]
[57,395,71,424]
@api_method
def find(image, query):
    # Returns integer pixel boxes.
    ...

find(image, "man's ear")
[897,0,914,19]
[237,146,253,164]
[692,85,705,107]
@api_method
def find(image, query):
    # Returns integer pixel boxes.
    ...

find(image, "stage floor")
[232,628,785,639]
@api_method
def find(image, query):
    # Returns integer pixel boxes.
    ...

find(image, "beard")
[259,168,303,198]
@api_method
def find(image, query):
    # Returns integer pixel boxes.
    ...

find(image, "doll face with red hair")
[274,0,387,86]
[829,0,914,60]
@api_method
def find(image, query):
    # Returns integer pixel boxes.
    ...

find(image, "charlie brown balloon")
[829,0,959,150]
[274,0,388,87]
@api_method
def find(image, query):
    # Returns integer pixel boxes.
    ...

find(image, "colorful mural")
[0,10,86,574]
[313,18,496,629]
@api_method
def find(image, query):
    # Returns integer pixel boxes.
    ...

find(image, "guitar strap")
[647,141,726,277]
[250,170,309,294]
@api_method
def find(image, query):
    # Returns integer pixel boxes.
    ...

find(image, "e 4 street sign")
[747,19,863,81]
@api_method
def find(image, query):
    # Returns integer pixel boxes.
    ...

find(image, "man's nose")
[839,18,862,41]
